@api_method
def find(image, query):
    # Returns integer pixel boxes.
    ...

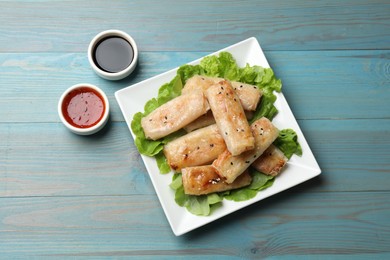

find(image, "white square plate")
[115,37,321,236]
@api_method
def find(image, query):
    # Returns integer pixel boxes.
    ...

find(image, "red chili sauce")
[62,87,105,128]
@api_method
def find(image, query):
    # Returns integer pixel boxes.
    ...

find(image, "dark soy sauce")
[93,36,134,73]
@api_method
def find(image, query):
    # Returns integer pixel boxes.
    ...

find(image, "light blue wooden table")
[1,0,389,258]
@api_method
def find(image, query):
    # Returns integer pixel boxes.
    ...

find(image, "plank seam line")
[1,190,389,200]
[1,117,390,125]
[1,48,390,54]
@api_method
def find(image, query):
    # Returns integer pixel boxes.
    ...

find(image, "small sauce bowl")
[88,30,138,80]
[58,83,110,135]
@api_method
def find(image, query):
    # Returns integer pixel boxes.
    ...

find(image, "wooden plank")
[0,51,204,123]
[266,51,390,119]
[0,191,389,258]
[0,122,156,197]
[267,50,390,120]
[298,118,390,192]
[0,50,389,123]
[1,0,388,258]
[0,0,388,52]
[1,119,389,197]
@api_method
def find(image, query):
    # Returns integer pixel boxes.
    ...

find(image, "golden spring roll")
[184,110,254,133]
[231,81,262,111]
[182,75,219,91]
[163,124,226,172]
[141,90,209,140]
[213,117,279,183]
[182,165,252,195]
[183,110,216,132]
[205,80,255,156]
[182,75,262,111]
[251,144,288,176]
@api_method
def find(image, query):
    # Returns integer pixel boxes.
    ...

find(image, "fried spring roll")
[182,75,262,111]
[182,165,252,195]
[183,110,216,132]
[184,110,254,133]
[252,144,288,176]
[230,81,261,111]
[163,124,226,172]
[205,80,255,156]
[213,117,279,183]
[141,90,209,140]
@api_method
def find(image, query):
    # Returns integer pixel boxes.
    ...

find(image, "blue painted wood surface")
[0,0,389,258]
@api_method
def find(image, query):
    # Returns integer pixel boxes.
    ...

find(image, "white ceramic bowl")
[88,30,138,80]
[58,83,110,135]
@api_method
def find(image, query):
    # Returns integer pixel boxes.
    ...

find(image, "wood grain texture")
[0,50,389,123]
[268,50,390,120]
[0,122,154,197]
[1,119,388,197]
[0,0,389,52]
[0,192,389,258]
[1,0,389,258]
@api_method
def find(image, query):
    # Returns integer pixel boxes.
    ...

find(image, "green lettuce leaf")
[207,193,223,205]
[239,64,265,84]
[200,55,220,77]
[131,112,146,138]
[170,173,223,216]
[224,171,275,202]
[157,75,183,106]
[155,151,171,174]
[249,93,278,123]
[169,173,183,190]
[217,52,240,80]
[177,64,204,82]
[144,98,159,116]
[199,52,240,81]
[274,129,303,159]
[133,137,163,157]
